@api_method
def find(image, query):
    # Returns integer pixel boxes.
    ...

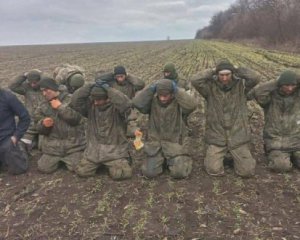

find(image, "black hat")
[114,65,126,75]
[39,77,59,91]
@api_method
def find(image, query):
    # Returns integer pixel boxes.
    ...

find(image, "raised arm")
[126,74,145,91]
[191,69,214,99]
[175,88,197,115]
[71,83,93,117]
[9,74,28,95]
[235,67,260,93]
[132,84,155,114]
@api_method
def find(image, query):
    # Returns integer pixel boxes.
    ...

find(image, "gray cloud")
[0,0,236,45]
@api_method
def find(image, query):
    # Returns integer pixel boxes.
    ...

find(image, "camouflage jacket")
[34,92,86,156]
[53,64,85,85]
[252,79,300,152]
[191,67,259,149]
[9,75,44,116]
[132,85,197,158]
[111,74,145,99]
[71,84,131,163]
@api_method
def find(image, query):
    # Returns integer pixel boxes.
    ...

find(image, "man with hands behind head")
[191,59,260,177]
[132,79,197,179]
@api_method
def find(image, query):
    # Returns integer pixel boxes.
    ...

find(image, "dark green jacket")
[191,67,259,149]
[132,85,196,158]
[252,79,300,152]
[34,92,86,156]
[71,84,131,163]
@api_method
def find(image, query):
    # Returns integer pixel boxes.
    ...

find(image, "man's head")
[156,79,174,106]
[90,86,109,106]
[68,73,84,93]
[163,63,178,80]
[39,77,60,101]
[278,70,298,96]
[215,59,235,85]
[114,65,127,85]
[27,69,42,90]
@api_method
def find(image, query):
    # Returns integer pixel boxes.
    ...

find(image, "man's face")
[41,88,59,101]
[280,84,297,96]
[30,81,40,90]
[94,98,109,106]
[163,71,171,78]
[218,71,232,85]
[158,92,173,106]
[115,74,126,84]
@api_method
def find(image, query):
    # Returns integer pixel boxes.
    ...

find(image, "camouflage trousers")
[268,150,300,172]
[0,138,28,175]
[142,150,193,179]
[38,151,82,173]
[75,158,132,180]
[204,144,256,177]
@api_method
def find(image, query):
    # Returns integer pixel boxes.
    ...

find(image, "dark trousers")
[0,138,28,175]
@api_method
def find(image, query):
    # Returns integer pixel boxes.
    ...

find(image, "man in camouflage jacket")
[71,75,132,180]
[34,77,86,173]
[132,79,197,179]
[191,59,260,177]
[250,70,300,172]
[9,69,44,150]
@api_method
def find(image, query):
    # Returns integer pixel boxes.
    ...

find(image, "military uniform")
[9,70,44,147]
[251,70,300,172]
[71,84,132,180]
[34,79,86,173]
[132,79,197,178]
[191,63,259,177]
[163,63,190,91]
[53,64,85,93]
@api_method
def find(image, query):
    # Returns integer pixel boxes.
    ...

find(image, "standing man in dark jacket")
[9,69,44,150]
[251,70,300,172]
[132,79,197,179]
[0,88,30,174]
[191,59,260,177]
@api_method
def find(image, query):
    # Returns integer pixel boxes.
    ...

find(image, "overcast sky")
[0,0,236,46]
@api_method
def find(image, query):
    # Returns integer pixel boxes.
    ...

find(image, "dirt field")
[0,40,300,240]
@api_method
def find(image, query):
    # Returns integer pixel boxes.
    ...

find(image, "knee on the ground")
[169,156,192,179]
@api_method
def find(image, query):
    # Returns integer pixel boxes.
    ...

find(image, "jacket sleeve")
[34,103,52,136]
[175,88,197,115]
[191,69,213,99]
[236,67,260,93]
[71,84,93,118]
[7,92,30,140]
[249,80,277,107]
[9,75,28,95]
[126,74,145,91]
[132,85,155,114]
[107,87,131,114]
[57,95,83,126]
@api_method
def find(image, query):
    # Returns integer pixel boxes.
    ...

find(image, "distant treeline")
[195,0,300,48]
